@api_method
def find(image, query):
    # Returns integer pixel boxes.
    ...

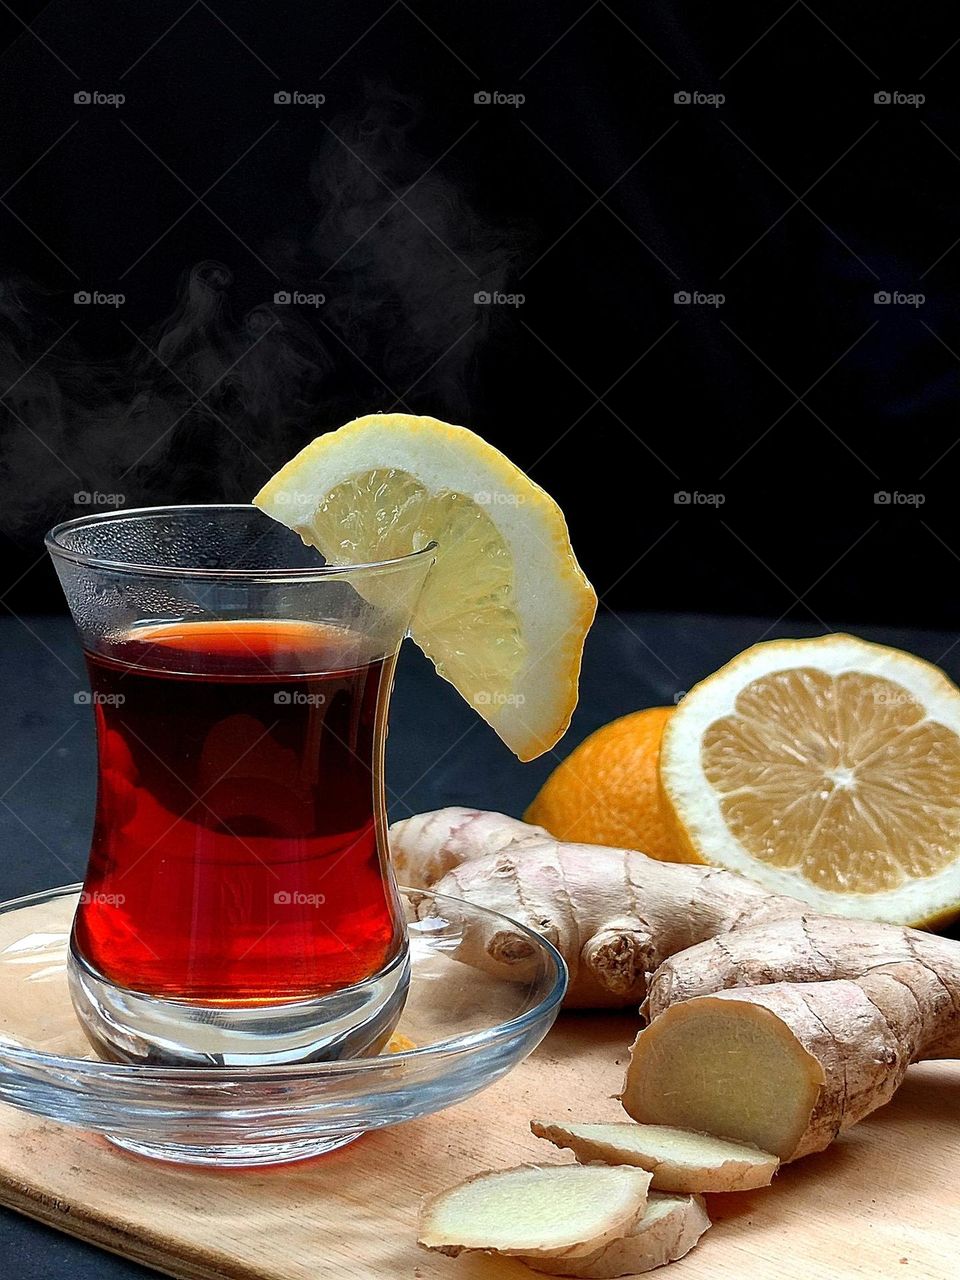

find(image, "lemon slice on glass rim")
[254,414,597,761]
[659,633,960,925]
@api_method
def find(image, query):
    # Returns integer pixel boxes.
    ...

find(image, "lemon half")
[254,414,597,761]
[659,633,960,924]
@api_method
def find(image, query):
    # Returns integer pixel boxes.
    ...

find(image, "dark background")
[1,8,960,1275]
[1,2,958,628]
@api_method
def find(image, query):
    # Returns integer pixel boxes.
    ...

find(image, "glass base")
[67,941,410,1067]
[107,1132,362,1167]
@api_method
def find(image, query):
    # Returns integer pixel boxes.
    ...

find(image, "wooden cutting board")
[0,1010,957,1280]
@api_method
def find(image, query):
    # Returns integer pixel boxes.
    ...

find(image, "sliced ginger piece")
[518,1192,710,1277]
[531,1120,779,1192]
[622,995,825,1160]
[417,1164,652,1259]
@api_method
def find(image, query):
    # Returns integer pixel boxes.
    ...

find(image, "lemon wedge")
[254,414,596,761]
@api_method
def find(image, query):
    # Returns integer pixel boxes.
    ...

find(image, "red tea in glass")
[47,504,434,1067]
[75,619,402,1003]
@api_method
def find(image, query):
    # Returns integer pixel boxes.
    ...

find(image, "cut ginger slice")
[254,414,596,761]
[518,1192,710,1277]
[531,1119,779,1192]
[622,996,825,1160]
[658,633,960,924]
[417,1164,651,1259]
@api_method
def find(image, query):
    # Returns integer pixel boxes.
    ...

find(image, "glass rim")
[45,503,438,582]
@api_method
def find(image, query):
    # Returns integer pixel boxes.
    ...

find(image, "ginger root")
[517,1193,710,1278]
[393,808,960,1162]
[394,807,551,890]
[417,1164,652,1259]
[531,1120,779,1193]
[625,961,960,1160]
[644,913,960,1030]
[391,808,805,1006]
[629,916,960,1159]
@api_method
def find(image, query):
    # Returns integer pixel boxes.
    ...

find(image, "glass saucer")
[0,885,565,1167]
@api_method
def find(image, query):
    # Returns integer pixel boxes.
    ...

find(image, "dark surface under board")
[1,608,958,1278]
